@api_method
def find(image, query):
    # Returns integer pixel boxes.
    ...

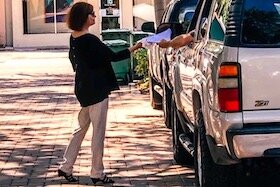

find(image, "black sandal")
[91,175,114,184]
[58,169,78,182]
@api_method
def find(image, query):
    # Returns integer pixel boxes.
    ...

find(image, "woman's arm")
[109,42,142,62]
[128,42,142,52]
[92,36,142,62]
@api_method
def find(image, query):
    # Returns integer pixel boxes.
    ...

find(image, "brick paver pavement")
[0,51,195,187]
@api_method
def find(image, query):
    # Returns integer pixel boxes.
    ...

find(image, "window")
[197,0,212,39]
[23,0,73,34]
[169,0,197,23]
[242,0,280,45]
[188,0,205,32]
[209,16,225,41]
[209,0,231,42]
[101,0,120,29]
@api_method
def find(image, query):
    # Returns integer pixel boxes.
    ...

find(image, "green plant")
[134,48,149,81]
[133,48,149,93]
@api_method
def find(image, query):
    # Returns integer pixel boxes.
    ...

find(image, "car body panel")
[233,133,280,159]
[172,0,280,165]
[239,48,280,111]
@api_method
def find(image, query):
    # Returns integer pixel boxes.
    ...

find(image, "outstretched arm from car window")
[159,30,194,49]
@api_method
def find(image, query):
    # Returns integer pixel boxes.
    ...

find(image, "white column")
[120,0,133,30]
[88,0,101,38]
[5,0,13,46]
[0,0,6,46]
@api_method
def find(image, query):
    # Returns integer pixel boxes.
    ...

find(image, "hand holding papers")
[140,28,172,47]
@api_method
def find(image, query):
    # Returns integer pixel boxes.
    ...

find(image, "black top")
[69,33,130,107]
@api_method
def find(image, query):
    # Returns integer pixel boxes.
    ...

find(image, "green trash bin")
[101,29,131,43]
[103,39,131,84]
[130,31,152,44]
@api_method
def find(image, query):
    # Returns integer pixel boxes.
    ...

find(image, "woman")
[58,2,142,184]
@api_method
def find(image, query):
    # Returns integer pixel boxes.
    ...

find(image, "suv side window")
[188,0,206,32]
[167,0,198,31]
[197,0,213,40]
[209,0,232,42]
[169,0,197,22]
[242,0,280,45]
[179,10,195,32]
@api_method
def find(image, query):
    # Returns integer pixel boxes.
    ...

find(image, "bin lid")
[103,39,128,46]
[101,29,131,34]
[131,31,153,35]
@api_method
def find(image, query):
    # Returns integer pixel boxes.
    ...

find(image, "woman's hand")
[129,42,143,52]
[135,42,142,50]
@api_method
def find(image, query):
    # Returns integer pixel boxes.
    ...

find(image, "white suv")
[171,0,280,186]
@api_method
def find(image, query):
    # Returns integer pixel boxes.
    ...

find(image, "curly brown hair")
[66,2,93,31]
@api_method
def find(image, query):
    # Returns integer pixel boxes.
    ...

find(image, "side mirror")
[141,22,155,33]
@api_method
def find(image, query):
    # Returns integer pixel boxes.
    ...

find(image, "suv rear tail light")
[218,63,241,112]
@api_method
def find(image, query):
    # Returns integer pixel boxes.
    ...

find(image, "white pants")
[59,98,109,178]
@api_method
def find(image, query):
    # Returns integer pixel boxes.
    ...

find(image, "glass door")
[22,0,73,34]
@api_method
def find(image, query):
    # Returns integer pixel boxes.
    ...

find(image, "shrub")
[133,48,149,93]
[133,48,149,81]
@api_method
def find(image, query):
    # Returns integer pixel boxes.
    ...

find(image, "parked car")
[143,0,198,129]
[171,0,280,186]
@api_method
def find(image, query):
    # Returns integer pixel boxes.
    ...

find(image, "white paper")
[140,28,172,46]
[275,3,280,15]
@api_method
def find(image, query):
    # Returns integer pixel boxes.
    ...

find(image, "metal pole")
[54,0,57,34]
[130,32,134,81]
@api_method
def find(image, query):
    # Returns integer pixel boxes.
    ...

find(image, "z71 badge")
[255,100,269,107]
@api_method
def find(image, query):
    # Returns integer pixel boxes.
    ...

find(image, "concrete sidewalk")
[0,51,195,187]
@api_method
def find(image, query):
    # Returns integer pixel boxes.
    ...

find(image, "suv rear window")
[242,0,280,45]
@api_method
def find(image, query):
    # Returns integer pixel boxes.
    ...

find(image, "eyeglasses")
[89,11,96,17]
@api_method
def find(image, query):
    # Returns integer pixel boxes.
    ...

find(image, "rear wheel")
[194,111,238,187]
[149,75,162,109]
[172,98,193,165]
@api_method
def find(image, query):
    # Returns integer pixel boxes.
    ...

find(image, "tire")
[163,83,172,129]
[194,111,238,187]
[149,75,162,109]
[172,98,193,165]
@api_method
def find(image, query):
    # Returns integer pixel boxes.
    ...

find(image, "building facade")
[132,0,172,30]
[1,0,157,49]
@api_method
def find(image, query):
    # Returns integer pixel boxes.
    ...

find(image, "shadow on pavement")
[0,69,279,187]
[0,71,195,186]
